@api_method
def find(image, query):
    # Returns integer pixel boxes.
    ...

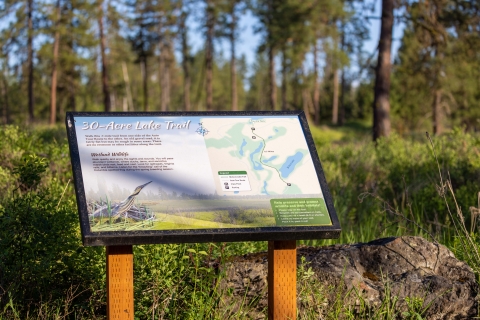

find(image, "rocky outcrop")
[219,236,478,319]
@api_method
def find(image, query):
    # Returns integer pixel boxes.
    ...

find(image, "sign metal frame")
[66,111,341,246]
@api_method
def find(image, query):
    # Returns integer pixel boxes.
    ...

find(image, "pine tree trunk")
[302,88,310,120]
[110,92,115,110]
[50,0,60,125]
[27,0,34,122]
[98,0,111,112]
[432,49,443,135]
[293,70,299,109]
[1,68,10,124]
[339,26,346,126]
[301,64,311,122]
[339,68,346,126]
[180,11,191,111]
[230,5,237,111]
[373,0,394,141]
[281,48,287,111]
[432,89,442,135]
[205,0,214,111]
[142,57,148,111]
[159,38,165,110]
[313,42,320,125]
[122,62,133,111]
[332,69,339,124]
[268,47,276,111]
[69,86,76,111]
[122,97,128,111]
[160,36,171,112]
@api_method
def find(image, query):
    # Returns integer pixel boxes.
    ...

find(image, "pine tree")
[0,0,41,122]
[391,0,480,133]
[158,0,177,112]
[204,0,218,111]
[218,0,245,111]
[127,0,158,111]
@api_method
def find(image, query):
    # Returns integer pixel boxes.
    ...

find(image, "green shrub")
[0,126,104,318]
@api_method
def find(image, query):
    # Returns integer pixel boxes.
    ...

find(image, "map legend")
[218,171,252,192]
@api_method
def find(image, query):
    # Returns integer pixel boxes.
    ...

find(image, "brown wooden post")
[268,240,297,320]
[107,245,134,319]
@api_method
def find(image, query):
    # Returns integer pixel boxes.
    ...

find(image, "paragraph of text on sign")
[92,157,174,172]
[85,134,162,147]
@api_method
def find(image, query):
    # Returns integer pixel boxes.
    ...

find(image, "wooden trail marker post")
[66,111,340,320]
[106,245,134,319]
[268,240,297,319]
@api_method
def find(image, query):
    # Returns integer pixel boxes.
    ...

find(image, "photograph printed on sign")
[74,115,332,232]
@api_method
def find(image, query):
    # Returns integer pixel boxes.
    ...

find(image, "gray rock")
[219,236,478,319]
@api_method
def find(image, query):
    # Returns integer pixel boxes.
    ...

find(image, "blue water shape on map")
[250,142,264,170]
[239,138,247,156]
[262,181,269,195]
[263,155,278,163]
[268,136,272,139]
[274,128,279,132]
[280,152,304,178]
[234,191,239,194]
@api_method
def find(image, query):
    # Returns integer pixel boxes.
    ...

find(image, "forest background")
[0,0,480,318]
[0,0,478,135]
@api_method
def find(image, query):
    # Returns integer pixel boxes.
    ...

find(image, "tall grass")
[425,132,480,280]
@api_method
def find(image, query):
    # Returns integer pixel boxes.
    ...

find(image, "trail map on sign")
[72,115,332,233]
[203,117,322,196]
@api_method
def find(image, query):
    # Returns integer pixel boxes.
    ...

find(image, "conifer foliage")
[0,0,478,136]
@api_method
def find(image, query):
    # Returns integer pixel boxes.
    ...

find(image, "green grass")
[0,123,479,319]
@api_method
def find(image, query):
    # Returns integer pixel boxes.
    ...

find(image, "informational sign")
[66,111,340,246]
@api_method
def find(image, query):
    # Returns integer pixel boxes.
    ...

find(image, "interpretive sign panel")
[66,111,340,246]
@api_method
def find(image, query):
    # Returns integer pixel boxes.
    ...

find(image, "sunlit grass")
[1,124,479,318]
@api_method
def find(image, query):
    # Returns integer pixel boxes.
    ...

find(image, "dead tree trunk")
[373,0,394,141]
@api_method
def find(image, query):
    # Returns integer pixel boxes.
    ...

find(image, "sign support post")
[106,245,134,319]
[268,240,297,320]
